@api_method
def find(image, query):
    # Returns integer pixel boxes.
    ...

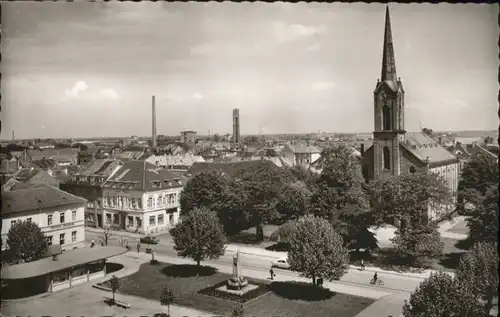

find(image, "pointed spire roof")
[381,6,397,83]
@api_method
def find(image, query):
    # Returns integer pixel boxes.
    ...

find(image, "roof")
[30,158,58,170]
[12,167,60,187]
[78,159,122,177]
[1,185,86,216]
[1,246,126,279]
[104,160,184,191]
[146,154,205,168]
[187,160,282,178]
[27,148,78,163]
[113,151,146,161]
[401,133,458,165]
[285,143,322,154]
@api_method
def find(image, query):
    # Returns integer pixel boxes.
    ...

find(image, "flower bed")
[198,279,270,303]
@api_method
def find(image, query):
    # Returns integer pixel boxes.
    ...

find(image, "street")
[86,230,423,295]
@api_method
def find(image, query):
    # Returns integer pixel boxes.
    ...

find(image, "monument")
[217,249,258,295]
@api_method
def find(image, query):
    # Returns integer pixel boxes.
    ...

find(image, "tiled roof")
[1,185,86,216]
[78,159,123,177]
[113,151,146,161]
[30,158,58,170]
[401,133,457,165]
[467,144,497,159]
[27,148,78,163]
[104,160,184,191]
[187,160,282,178]
[146,154,205,168]
[12,167,60,187]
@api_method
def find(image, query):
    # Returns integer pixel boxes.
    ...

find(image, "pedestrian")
[270,267,275,280]
[101,241,104,247]
[360,259,365,271]
[125,240,129,251]
[90,240,95,248]
[137,243,141,253]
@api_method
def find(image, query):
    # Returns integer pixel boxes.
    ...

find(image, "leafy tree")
[456,242,499,316]
[231,304,245,317]
[422,128,434,137]
[278,181,312,221]
[288,216,349,285]
[6,220,48,264]
[310,146,373,247]
[391,224,444,266]
[109,275,121,304]
[402,271,483,317]
[369,172,453,228]
[170,207,227,268]
[180,168,246,234]
[236,162,295,241]
[270,219,299,247]
[458,153,498,214]
[466,186,499,244]
[159,286,174,317]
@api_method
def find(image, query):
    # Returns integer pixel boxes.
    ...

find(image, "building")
[2,246,125,299]
[2,167,69,192]
[232,108,240,144]
[281,142,322,167]
[1,184,87,251]
[61,159,184,234]
[361,7,459,221]
[180,130,197,143]
[146,153,205,171]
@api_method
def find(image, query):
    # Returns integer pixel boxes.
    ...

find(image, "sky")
[1,2,498,139]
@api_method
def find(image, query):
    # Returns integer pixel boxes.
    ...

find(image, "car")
[272,259,290,269]
[140,236,159,244]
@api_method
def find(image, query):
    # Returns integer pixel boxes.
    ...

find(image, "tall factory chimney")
[12,130,15,141]
[152,95,157,151]
[232,108,240,145]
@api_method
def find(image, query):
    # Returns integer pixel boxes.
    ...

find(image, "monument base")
[216,284,259,296]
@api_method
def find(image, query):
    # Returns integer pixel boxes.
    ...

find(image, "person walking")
[137,243,141,253]
[360,259,365,271]
[90,240,95,248]
[270,267,275,280]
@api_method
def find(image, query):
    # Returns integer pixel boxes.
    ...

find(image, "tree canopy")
[7,220,48,264]
[391,223,444,265]
[456,242,499,316]
[310,146,373,247]
[170,207,227,267]
[402,271,483,317]
[466,186,499,244]
[288,216,349,285]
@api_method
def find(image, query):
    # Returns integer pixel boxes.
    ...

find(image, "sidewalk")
[354,293,408,317]
[85,227,164,239]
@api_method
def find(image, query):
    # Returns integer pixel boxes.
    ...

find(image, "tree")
[170,208,227,268]
[212,134,221,142]
[466,186,499,244]
[288,216,349,285]
[422,127,433,137]
[310,146,373,247]
[458,153,498,214]
[402,271,483,317]
[390,224,444,266]
[6,220,48,264]
[159,286,174,317]
[109,275,120,304]
[270,219,299,247]
[99,227,113,246]
[231,304,245,317]
[456,242,499,316]
[236,162,296,241]
[278,181,312,221]
[179,168,246,234]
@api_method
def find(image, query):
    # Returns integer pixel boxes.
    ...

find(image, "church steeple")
[381,6,397,83]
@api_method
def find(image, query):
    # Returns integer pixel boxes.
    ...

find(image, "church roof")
[401,133,458,165]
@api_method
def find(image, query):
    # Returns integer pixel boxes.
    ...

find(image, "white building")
[281,142,322,167]
[1,184,87,251]
[81,160,184,234]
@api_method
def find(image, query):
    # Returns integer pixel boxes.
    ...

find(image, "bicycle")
[370,278,384,286]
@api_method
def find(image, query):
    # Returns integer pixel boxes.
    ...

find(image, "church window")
[383,146,390,170]
[382,106,391,130]
[409,166,416,174]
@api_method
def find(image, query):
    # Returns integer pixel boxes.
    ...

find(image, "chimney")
[360,143,365,156]
[152,96,157,151]
[12,130,15,141]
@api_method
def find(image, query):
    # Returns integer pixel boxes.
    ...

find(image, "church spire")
[381,6,397,82]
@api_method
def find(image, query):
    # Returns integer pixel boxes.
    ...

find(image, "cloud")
[312,81,336,91]
[272,21,327,42]
[192,92,204,101]
[64,81,88,98]
[100,88,120,100]
[306,44,321,51]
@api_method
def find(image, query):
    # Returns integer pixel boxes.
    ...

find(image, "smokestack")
[152,96,157,151]
[12,130,15,141]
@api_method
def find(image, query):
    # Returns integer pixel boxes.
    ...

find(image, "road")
[86,231,423,295]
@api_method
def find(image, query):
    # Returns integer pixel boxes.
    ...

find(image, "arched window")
[383,146,390,170]
[382,106,391,130]
[409,166,416,174]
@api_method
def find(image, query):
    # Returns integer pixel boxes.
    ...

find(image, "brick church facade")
[362,7,460,221]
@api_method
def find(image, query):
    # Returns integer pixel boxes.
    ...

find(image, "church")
[362,7,460,221]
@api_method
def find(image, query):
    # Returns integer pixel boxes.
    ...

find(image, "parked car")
[272,259,290,269]
[140,236,159,244]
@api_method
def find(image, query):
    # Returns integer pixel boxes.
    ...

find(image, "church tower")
[373,6,406,181]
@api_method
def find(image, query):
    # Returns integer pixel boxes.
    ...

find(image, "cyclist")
[373,272,378,284]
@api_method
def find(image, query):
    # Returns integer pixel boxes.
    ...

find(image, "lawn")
[102,261,374,317]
